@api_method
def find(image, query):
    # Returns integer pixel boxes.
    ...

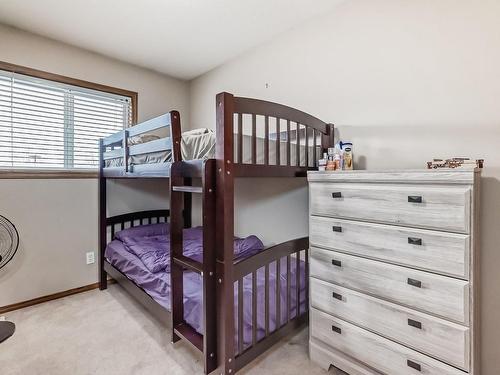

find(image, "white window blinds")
[0,70,132,169]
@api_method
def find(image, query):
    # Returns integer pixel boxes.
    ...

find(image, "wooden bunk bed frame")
[98,92,334,374]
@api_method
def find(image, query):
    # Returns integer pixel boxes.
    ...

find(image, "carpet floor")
[0,284,338,375]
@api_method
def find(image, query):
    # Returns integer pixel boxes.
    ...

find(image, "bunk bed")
[98,92,334,374]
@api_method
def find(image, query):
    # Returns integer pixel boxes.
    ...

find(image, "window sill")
[0,168,98,179]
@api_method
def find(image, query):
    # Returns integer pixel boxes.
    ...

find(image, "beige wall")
[189,0,500,372]
[0,24,188,307]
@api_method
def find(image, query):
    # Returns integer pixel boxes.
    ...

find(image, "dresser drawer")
[310,247,469,324]
[310,216,470,279]
[310,308,466,375]
[310,278,470,370]
[309,182,471,233]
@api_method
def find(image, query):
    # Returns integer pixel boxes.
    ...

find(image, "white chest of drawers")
[307,169,480,375]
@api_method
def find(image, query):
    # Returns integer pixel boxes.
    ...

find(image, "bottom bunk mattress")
[104,226,307,351]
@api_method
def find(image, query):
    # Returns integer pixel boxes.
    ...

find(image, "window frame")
[0,61,138,178]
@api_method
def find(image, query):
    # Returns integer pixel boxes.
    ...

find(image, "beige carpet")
[0,284,336,375]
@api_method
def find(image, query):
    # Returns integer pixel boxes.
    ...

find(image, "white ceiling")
[0,0,343,80]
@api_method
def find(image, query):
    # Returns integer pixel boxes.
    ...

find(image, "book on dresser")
[307,169,481,375]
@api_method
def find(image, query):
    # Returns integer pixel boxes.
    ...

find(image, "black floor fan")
[0,215,19,343]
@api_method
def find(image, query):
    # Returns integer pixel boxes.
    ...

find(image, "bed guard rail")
[232,237,309,371]
[99,110,181,173]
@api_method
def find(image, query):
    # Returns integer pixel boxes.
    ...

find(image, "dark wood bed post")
[322,123,335,153]
[169,161,184,345]
[170,110,192,228]
[215,92,236,374]
[98,138,107,290]
[170,110,182,163]
[201,159,217,373]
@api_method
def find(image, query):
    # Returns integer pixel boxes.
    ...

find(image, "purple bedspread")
[105,224,307,352]
[118,224,263,273]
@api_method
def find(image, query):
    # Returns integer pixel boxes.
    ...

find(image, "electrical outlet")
[86,252,95,265]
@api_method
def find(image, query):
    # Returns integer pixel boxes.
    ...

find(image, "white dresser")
[307,169,480,375]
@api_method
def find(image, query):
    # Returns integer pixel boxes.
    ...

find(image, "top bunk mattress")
[104,127,319,169]
[104,128,216,168]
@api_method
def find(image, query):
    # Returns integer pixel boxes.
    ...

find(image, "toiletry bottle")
[318,152,327,171]
[334,151,341,171]
[326,148,335,171]
[342,142,353,170]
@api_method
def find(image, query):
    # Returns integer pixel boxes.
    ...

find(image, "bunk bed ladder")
[170,159,217,374]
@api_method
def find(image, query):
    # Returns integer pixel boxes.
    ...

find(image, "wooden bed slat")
[276,118,280,166]
[127,113,172,137]
[296,123,301,167]
[237,113,243,164]
[286,255,291,323]
[265,264,269,336]
[252,271,257,346]
[305,126,309,168]
[102,113,172,146]
[313,129,317,168]
[264,116,269,165]
[275,260,281,330]
[102,137,172,160]
[129,138,172,157]
[123,129,129,172]
[296,251,300,319]
[252,114,257,164]
[305,248,309,312]
[238,278,244,355]
[286,120,291,166]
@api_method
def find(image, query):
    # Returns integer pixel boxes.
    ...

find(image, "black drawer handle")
[407,360,421,372]
[408,195,423,203]
[408,237,422,246]
[332,259,342,267]
[331,192,342,198]
[332,226,343,232]
[408,318,422,329]
[332,292,343,300]
[331,325,342,334]
[407,278,422,288]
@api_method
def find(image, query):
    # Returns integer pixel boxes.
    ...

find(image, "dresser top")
[308,168,480,184]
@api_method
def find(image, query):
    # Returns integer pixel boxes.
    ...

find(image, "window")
[0,65,136,170]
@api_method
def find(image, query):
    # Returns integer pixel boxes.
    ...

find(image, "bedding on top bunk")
[105,128,216,168]
[104,223,307,352]
[105,126,318,167]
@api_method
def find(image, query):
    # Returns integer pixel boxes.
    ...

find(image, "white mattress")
[104,128,318,168]
[105,128,215,168]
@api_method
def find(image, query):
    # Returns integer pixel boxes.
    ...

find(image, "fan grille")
[0,215,19,270]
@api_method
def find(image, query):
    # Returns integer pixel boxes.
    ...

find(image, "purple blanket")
[117,223,263,273]
[106,224,307,353]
